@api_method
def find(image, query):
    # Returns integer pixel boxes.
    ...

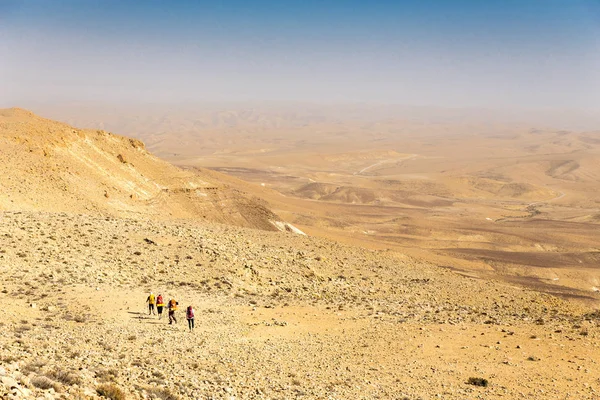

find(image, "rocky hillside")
[0,211,599,399]
[0,108,279,230]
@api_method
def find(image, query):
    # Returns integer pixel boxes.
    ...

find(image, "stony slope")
[0,211,599,399]
[0,108,279,230]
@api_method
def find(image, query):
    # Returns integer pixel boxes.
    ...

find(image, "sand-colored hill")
[0,108,280,231]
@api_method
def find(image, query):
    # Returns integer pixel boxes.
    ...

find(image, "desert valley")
[0,106,599,399]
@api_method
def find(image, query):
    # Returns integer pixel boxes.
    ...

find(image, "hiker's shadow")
[127,311,157,320]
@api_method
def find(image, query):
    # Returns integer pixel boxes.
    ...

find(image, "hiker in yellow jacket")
[146,292,156,315]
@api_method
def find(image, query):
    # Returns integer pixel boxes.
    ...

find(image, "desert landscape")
[45,104,600,301]
[3,0,599,398]
[0,107,599,399]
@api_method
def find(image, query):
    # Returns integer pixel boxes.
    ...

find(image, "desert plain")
[0,105,599,399]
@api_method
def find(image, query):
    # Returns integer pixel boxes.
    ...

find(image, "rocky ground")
[0,210,599,399]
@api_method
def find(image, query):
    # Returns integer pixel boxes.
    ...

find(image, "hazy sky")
[1,0,600,110]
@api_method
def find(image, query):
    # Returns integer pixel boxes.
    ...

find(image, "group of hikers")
[145,292,195,331]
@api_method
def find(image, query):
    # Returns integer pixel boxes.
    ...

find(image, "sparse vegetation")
[97,383,126,400]
[96,368,119,382]
[45,369,83,386]
[31,375,61,392]
[147,387,179,400]
[21,360,46,374]
[467,377,489,387]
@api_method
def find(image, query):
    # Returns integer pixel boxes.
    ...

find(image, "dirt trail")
[354,154,418,175]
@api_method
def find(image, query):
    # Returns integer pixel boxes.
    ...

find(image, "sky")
[1,0,600,110]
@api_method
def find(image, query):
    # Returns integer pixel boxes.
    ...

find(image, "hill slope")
[0,211,598,399]
[0,108,279,230]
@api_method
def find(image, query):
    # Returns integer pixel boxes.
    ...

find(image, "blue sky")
[1,0,599,109]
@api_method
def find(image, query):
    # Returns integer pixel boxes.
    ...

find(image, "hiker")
[186,305,195,332]
[156,294,164,319]
[146,292,156,315]
[168,298,178,324]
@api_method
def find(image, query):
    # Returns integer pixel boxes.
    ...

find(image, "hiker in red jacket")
[186,305,195,332]
[156,294,165,319]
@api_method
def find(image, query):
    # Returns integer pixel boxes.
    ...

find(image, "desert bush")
[45,369,82,386]
[74,315,88,323]
[147,387,179,400]
[31,375,61,392]
[97,383,126,400]
[96,368,119,382]
[151,370,165,379]
[0,355,18,363]
[467,377,488,387]
[21,360,46,374]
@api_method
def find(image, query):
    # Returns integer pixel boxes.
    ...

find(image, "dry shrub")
[96,368,119,382]
[97,383,126,400]
[0,355,18,363]
[147,387,179,400]
[31,375,61,392]
[151,370,165,379]
[46,369,82,386]
[21,360,46,375]
[74,315,87,323]
[467,377,489,387]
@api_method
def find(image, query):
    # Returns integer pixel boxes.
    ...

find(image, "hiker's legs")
[148,303,152,314]
[150,304,155,315]
[188,318,194,331]
[157,307,163,319]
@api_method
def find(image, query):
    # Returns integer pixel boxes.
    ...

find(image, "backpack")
[186,306,194,319]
